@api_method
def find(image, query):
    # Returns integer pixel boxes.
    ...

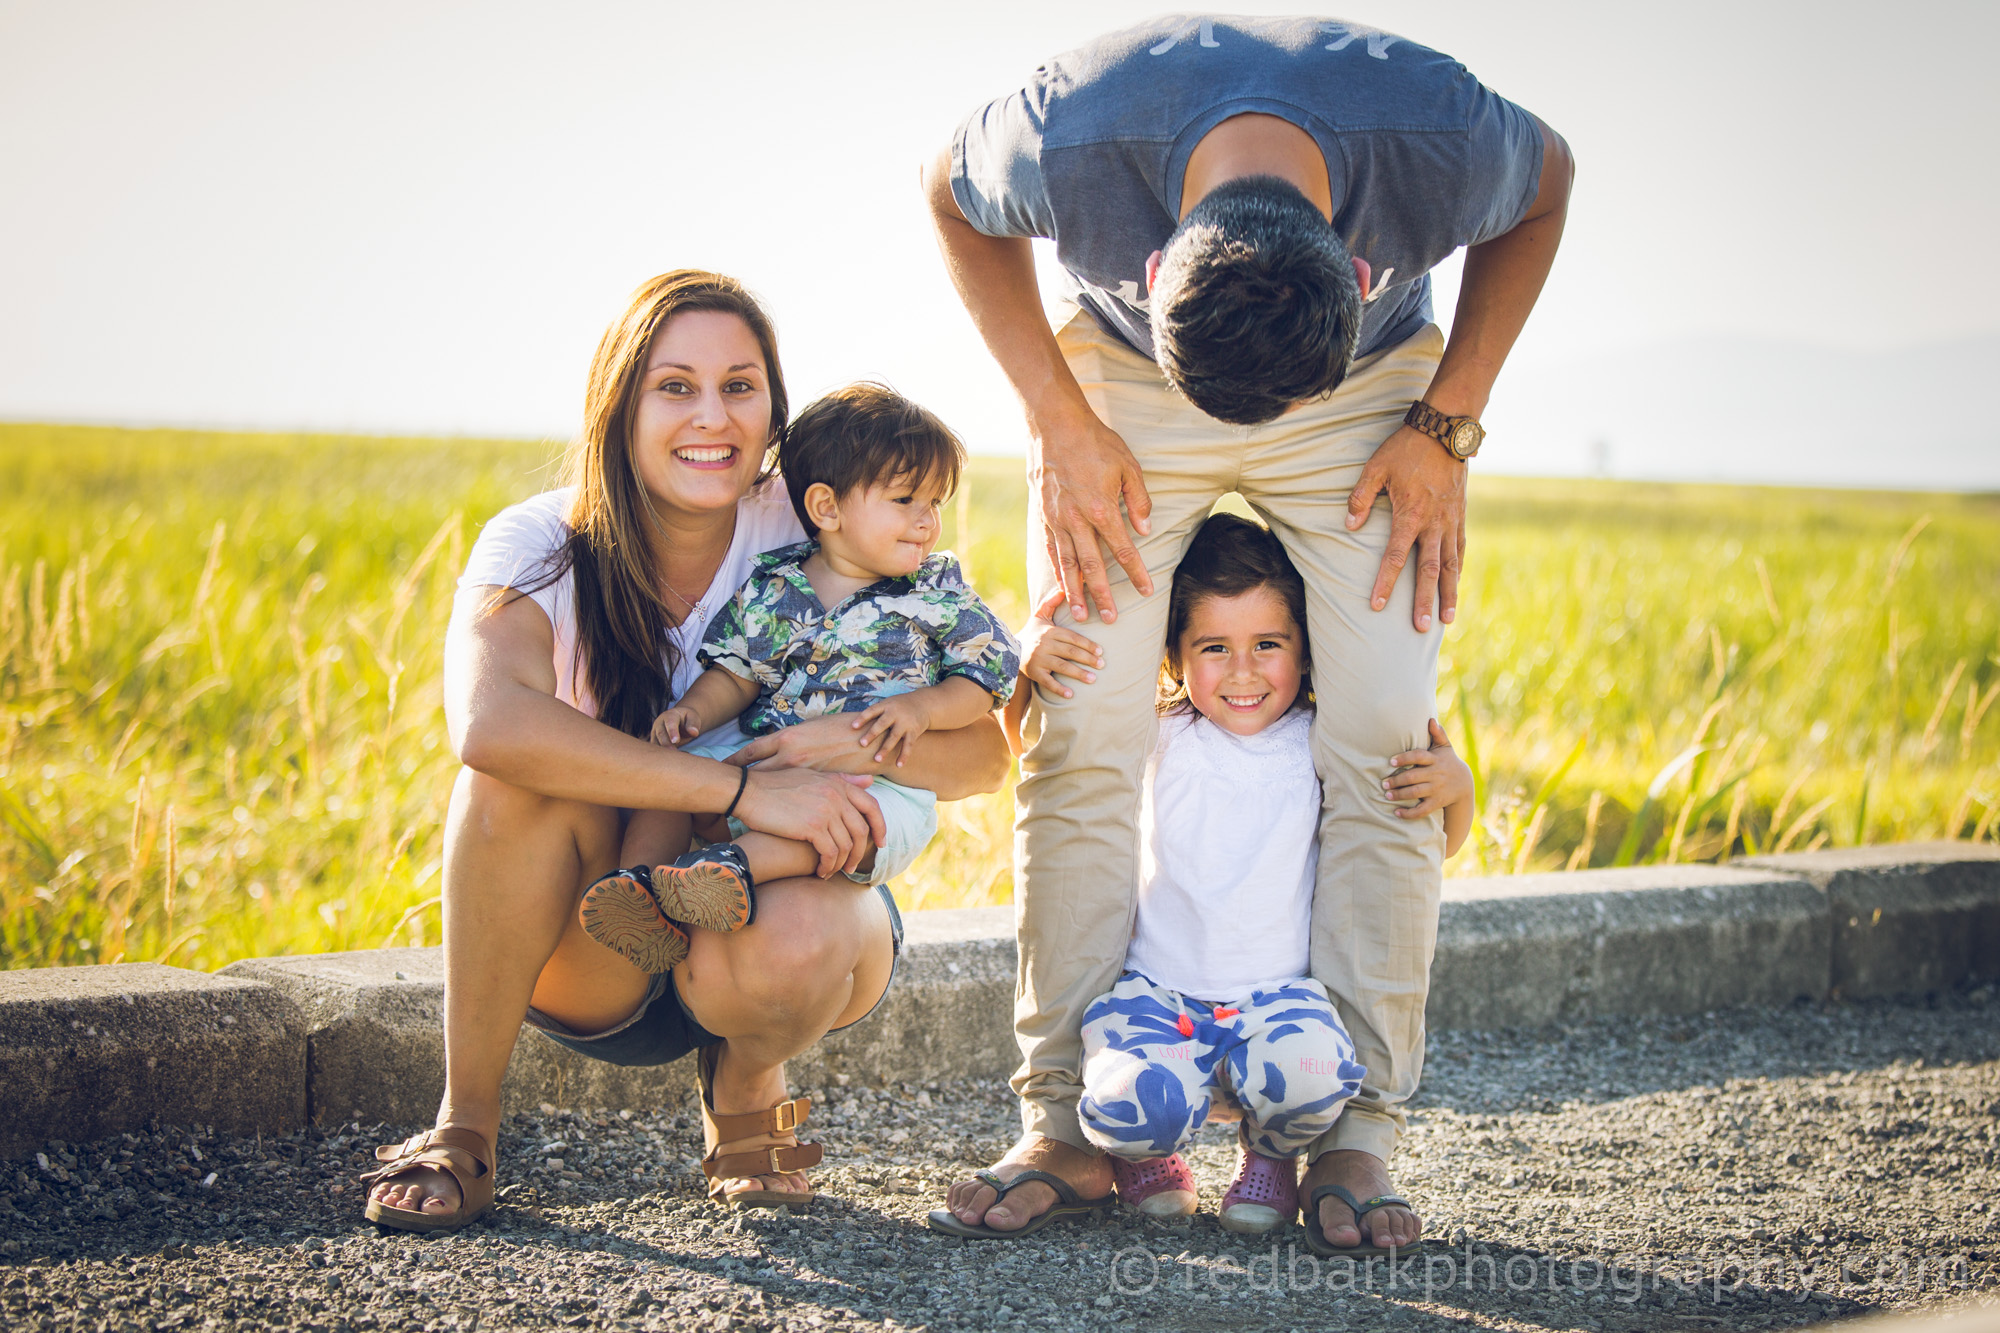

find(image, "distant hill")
[1483,330,2000,491]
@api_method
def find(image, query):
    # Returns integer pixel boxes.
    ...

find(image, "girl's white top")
[455,480,806,750]
[1124,707,1320,999]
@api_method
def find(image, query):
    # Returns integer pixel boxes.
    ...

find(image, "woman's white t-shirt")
[454,479,807,750]
[1124,707,1320,999]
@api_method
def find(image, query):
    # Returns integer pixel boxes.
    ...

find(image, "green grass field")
[3,423,1997,971]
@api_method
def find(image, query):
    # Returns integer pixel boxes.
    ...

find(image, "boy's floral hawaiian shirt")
[697,541,1020,737]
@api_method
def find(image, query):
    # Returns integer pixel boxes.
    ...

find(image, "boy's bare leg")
[621,808,694,869]
[732,830,876,884]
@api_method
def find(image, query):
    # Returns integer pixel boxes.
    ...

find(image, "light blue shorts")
[683,735,938,887]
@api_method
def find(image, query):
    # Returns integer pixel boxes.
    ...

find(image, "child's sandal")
[1219,1130,1300,1234]
[1109,1153,1198,1217]
[579,867,690,974]
[653,843,756,934]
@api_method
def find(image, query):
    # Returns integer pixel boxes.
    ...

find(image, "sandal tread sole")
[364,1198,491,1233]
[580,873,689,974]
[654,862,753,934]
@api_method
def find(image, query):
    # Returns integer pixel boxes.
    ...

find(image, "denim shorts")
[524,882,904,1068]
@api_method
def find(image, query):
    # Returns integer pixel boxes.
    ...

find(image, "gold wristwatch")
[1404,401,1485,460]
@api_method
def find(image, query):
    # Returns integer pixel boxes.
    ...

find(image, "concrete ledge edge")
[3,842,1997,1156]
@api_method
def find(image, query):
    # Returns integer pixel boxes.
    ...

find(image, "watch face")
[1450,421,1482,457]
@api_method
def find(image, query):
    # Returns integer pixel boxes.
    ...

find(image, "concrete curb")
[3,842,1996,1155]
[1738,842,2000,999]
[1429,863,1831,1029]
[0,964,305,1160]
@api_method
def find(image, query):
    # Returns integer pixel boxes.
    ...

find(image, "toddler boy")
[581,383,1019,971]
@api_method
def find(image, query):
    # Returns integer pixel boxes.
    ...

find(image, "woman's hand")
[728,712,1010,799]
[727,715,878,775]
[731,764,888,878]
[650,706,702,747]
[1384,718,1474,819]
[1019,594,1103,701]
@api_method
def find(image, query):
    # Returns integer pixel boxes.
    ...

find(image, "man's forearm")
[924,151,1092,431]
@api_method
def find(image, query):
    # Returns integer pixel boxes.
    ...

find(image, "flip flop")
[1302,1183,1422,1258]
[926,1169,1113,1239]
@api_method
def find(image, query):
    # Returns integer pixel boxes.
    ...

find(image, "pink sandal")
[1110,1153,1197,1217]
[1219,1133,1300,1234]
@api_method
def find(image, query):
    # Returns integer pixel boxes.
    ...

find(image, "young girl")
[1006,513,1473,1237]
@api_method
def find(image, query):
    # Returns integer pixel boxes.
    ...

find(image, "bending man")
[925,14,1572,1245]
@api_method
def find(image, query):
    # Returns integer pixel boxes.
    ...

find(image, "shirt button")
[807,664,817,674]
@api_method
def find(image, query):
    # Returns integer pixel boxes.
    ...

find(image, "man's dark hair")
[1159,512,1311,713]
[1149,176,1364,426]
[779,382,965,537]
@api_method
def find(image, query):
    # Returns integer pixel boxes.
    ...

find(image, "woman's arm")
[448,589,886,873]
[729,712,1013,800]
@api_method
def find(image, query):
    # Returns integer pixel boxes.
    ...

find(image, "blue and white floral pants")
[1078,971,1368,1161]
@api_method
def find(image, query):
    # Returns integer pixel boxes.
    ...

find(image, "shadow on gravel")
[1415,989,2000,1116]
[3,993,1993,1331]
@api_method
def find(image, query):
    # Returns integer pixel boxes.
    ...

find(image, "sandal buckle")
[767,1147,787,1173]
[770,1100,800,1133]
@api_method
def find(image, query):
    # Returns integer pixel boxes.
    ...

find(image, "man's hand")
[1033,408,1155,624]
[1345,426,1468,633]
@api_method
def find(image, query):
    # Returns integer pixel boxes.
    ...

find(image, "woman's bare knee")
[451,768,618,865]
[682,879,867,1024]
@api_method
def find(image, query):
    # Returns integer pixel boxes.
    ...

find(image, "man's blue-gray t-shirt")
[951,14,1544,365]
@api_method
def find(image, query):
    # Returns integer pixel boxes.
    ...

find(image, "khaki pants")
[1012,307,1447,1165]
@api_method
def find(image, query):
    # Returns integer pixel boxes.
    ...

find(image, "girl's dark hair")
[502,270,787,738]
[1158,512,1310,714]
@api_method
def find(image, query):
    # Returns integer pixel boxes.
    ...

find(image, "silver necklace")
[661,575,710,621]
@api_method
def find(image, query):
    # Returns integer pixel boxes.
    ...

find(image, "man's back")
[952,14,1543,361]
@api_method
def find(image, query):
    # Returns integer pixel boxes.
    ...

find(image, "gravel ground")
[2,988,1996,1332]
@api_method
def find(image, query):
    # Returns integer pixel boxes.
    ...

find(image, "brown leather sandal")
[360,1127,495,1233]
[697,1042,821,1209]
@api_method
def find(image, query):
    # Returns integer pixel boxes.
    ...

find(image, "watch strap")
[1403,401,1481,459]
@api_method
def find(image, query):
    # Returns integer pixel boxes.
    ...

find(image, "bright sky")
[4,1,1996,478]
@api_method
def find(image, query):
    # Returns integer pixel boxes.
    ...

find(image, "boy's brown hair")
[779,382,964,537]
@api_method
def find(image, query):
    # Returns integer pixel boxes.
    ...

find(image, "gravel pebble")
[2,988,1995,1331]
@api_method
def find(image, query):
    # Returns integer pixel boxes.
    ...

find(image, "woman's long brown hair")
[508,270,788,737]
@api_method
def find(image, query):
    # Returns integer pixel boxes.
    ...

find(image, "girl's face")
[1175,585,1308,737]
[629,309,772,518]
